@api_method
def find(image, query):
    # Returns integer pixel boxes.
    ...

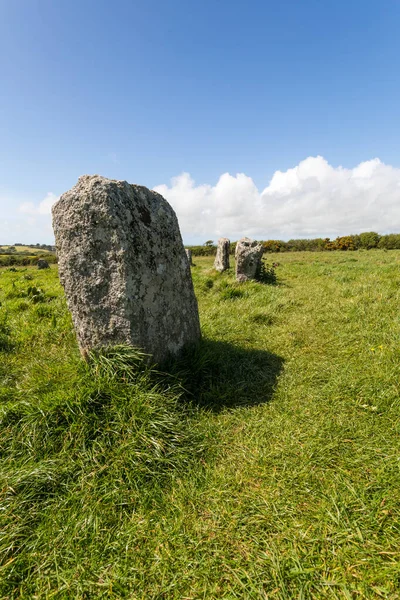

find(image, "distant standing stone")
[214,237,230,272]
[52,175,201,363]
[185,248,193,266]
[235,237,264,282]
[37,259,50,270]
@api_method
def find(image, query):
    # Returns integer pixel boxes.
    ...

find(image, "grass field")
[0,246,53,255]
[1,251,400,599]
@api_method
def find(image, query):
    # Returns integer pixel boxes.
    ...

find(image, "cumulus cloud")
[154,156,400,242]
[19,192,59,215]
[4,156,400,245]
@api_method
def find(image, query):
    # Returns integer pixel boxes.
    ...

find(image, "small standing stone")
[52,175,201,364]
[214,237,230,272]
[37,259,50,269]
[235,237,264,282]
[185,248,193,266]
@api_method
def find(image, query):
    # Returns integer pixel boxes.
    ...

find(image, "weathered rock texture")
[235,237,264,282]
[185,248,193,266]
[37,259,50,269]
[52,175,201,363]
[214,237,230,272]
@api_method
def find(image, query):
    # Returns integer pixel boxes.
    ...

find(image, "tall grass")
[1,253,400,598]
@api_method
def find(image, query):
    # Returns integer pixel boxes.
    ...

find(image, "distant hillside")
[0,244,55,255]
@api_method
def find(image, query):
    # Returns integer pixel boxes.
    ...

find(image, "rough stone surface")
[214,237,230,272]
[37,259,50,269]
[185,248,193,266]
[52,175,201,363]
[235,237,264,282]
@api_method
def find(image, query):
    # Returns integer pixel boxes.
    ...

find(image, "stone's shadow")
[168,339,284,412]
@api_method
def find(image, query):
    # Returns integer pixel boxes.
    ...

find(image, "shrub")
[359,232,380,249]
[187,245,216,257]
[378,234,400,250]
[262,240,287,253]
[286,238,327,252]
[256,261,277,284]
[0,253,57,267]
[335,236,357,251]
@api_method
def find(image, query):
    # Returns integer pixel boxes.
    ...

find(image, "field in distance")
[0,244,53,254]
[1,251,400,598]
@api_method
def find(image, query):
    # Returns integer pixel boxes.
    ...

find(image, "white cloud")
[154,156,400,242]
[19,192,59,215]
[3,156,400,245]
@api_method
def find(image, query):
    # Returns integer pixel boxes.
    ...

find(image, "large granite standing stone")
[235,237,264,282]
[52,175,201,363]
[214,237,230,272]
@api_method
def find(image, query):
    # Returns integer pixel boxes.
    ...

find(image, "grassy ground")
[1,251,400,599]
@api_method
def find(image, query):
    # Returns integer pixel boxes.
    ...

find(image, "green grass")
[1,252,400,598]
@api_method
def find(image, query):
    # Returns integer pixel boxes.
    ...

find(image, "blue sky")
[1,0,400,243]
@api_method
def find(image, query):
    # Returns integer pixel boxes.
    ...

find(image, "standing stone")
[37,258,50,269]
[214,237,230,272]
[235,237,264,282]
[52,175,201,363]
[185,248,193,266]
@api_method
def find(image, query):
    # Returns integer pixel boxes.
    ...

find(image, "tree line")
[188,232,400,255]
[0,254,58,267]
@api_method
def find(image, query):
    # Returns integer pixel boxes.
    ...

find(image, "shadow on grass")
[168,338,284,412]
